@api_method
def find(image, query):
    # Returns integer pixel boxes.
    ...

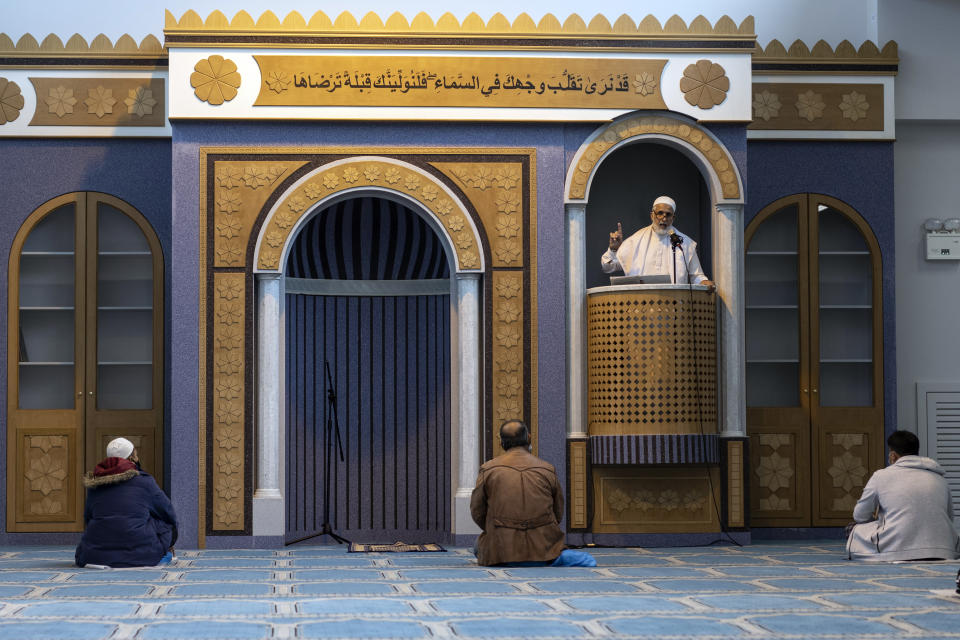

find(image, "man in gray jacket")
[847,430,959,561]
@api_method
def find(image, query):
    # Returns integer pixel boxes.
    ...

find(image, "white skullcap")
[653,196,676,212]
[106,437,135,460]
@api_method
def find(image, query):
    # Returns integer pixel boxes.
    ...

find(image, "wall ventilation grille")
[924,389,960,521]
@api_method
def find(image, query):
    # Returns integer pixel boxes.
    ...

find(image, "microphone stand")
[670,231,683,285]
[285,360,350,546]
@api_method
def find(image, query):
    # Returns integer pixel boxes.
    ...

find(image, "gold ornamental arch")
[565,113,744,204]
[200,146,538,539]
[255,157,484,273]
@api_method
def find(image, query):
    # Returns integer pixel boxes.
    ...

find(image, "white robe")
[601,225,708,284]
[847,455,959,561]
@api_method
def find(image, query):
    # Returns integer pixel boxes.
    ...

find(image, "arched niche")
[563,112,746,443]
[583,143,713,290]
[249,157,486,539]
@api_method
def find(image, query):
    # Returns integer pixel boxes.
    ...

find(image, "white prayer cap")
[653,196,676,212]
[106,437,135,460]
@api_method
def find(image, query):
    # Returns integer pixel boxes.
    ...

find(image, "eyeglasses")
[652,210,674,218]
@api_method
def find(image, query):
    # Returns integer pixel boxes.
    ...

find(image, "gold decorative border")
[213,161,304,268]
[754,39,898,74]
[749,83,883,131]
[567,114,741,201]
[0,33,166,68]
[27,78,165,126]
[593,467,721,533]
[210,273,245,530]
[568,440,589,529]
[165,10,754,48]
[260,160,481,271]
[726,440,744,528]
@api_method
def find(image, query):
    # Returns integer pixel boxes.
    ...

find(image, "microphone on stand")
[669,232,689,285]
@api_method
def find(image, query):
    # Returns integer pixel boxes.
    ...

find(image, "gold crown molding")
[754,39,898,74]
[164,10,754,43]
[0,33,166,68]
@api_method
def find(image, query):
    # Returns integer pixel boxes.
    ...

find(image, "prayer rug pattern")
[348,542,447,553]
[0,541,958,639]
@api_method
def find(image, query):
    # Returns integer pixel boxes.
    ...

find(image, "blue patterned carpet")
[1,541,958,639]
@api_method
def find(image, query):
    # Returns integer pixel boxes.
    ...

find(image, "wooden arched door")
[745,194,883,527]
[7,192,164,532]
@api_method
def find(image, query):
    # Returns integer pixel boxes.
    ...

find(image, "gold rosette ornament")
[191,55,241,105]
[679,60,729,109]
[0,78,25,125]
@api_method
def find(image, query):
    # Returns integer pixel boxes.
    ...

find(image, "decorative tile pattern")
[827,433,870,515]
[749,82,884,131]
[726,439,745,528]
[568,440,589,530]
[755,433,795,512]
[210,272,245,531]
[28,78,166,127]
[587,290,717,434]
[16,431,76,524]
[1,543,958,639]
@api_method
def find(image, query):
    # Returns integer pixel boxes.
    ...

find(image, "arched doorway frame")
[563,112,746,442]
[250,156,485,538]
[7,191,165,532]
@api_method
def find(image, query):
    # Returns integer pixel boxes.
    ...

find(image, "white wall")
[893,123,960,436]
[879,0,960,435]
[880,0,960,121]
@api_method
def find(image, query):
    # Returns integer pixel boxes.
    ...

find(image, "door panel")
[809,196,883,525]
[748,412,811,525]
[84,194,164,486]
[745,198,812,526]
[14,429,80,525]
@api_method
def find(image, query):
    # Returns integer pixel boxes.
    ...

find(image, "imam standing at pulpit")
[600,195,714,288]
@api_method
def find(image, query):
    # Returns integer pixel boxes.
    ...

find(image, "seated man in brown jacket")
[470,420,595,567]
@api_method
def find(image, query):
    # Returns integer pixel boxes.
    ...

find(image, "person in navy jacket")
[75,438,178,568]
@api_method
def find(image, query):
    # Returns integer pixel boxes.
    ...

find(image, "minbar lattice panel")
[587,289,717,435]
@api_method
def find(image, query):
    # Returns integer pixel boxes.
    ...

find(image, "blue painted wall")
[746,140,896,438]
[0,138,172,543]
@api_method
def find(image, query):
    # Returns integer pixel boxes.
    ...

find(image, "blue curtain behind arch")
[285,197,449,280]
[284,197,451,544]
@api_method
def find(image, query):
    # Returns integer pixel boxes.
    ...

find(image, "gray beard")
[653,225,671,236]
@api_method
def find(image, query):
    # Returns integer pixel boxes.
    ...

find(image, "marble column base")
[252,493,285,536]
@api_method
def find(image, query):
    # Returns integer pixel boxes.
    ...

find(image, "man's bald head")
[499,420,531,451]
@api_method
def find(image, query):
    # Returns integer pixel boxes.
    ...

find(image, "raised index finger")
[617,222,622,235]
